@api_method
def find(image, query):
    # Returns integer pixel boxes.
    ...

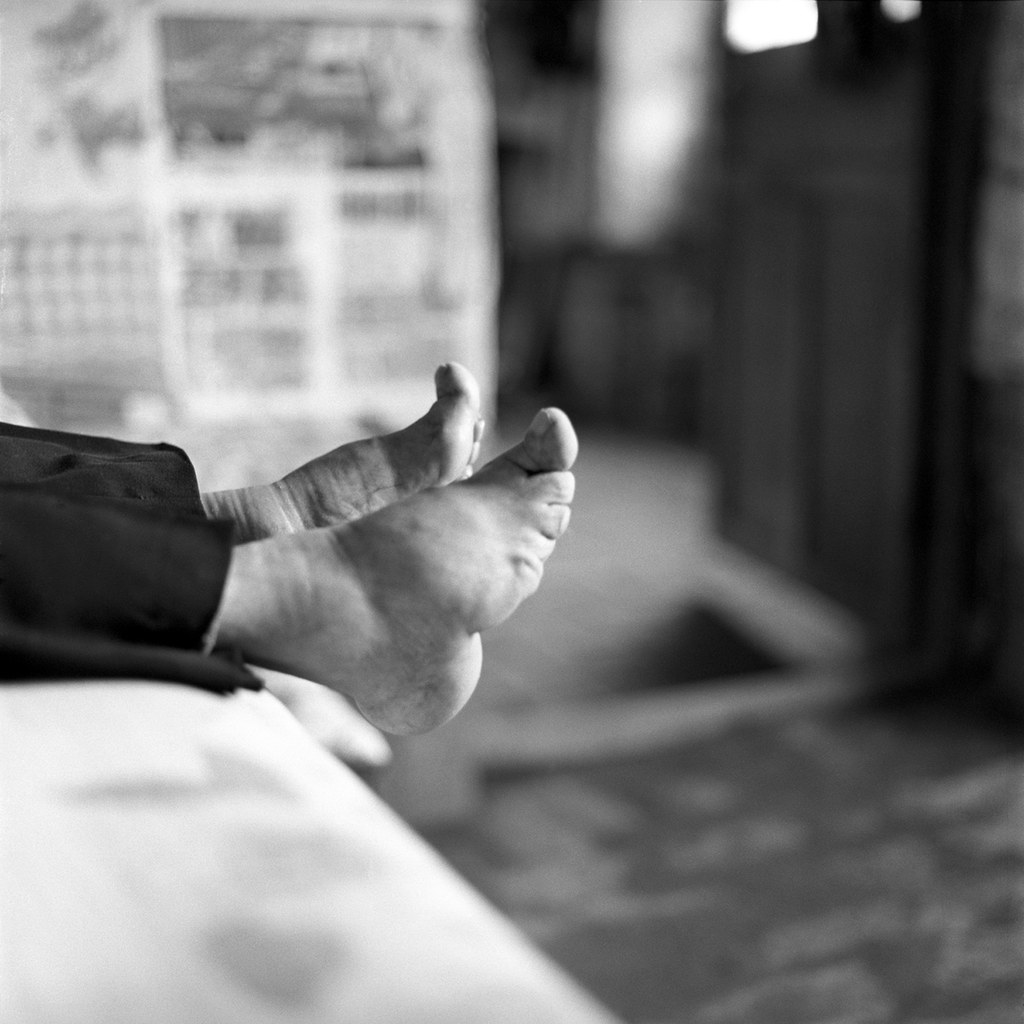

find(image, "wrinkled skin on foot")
[217,409,578,734]
[202,363,484,541]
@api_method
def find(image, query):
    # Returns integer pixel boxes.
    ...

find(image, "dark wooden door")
[712,19,929,653]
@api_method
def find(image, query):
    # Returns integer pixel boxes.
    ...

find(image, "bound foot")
[218,409,578,734]
[202,363,483,541]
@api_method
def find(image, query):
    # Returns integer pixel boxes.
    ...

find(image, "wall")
[488,0,720,436]
[595,0,720,245]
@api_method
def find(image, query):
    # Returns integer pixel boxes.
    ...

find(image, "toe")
[504,408,578,474]
[467,418,485,470]
[538,503,571,540]
[471,411,577,487]
[525,468,575,505]
[421,364,483,484]
[524,408,578,471]
[434,362,481,415]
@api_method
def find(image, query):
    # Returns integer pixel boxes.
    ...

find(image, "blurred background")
[1,1,1022,1022]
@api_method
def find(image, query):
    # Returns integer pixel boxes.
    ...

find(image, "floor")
[426,698,1023,1024]
[413,419,1024,1024]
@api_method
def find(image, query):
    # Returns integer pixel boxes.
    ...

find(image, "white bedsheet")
[0,682,620,1024]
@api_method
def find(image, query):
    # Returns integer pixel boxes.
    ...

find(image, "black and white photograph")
[0,2,1020,1022]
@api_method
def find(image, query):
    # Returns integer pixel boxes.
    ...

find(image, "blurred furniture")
[0,680,621,1024]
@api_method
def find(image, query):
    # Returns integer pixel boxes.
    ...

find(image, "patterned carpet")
[426,691,1024,1024]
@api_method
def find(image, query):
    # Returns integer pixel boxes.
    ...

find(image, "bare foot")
[201,363,483,541]
[217,409,577,734]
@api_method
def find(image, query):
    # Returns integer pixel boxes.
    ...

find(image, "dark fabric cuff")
[0,422,206,514]
[0,485,233,650]
[0,624,262,693]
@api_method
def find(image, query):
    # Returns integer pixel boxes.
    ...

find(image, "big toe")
[418,362,483,480]
[511,408,578,473]
[434,362,481,414]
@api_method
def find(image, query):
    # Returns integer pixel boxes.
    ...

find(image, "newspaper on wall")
[1,0,497,427]
[0,0,165,425]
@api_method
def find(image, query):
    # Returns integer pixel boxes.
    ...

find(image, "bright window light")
[724,0,818,54]
[880,0,922,23]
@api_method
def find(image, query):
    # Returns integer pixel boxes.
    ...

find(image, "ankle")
[266,479,310,533]
[215,538,288,658]
[217,525,388,686]
[202,484,304,542]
